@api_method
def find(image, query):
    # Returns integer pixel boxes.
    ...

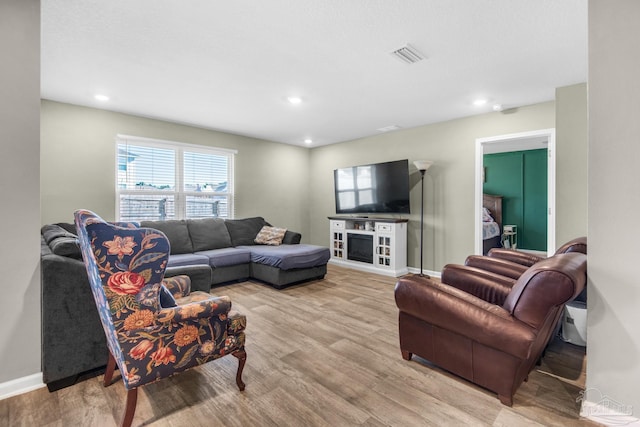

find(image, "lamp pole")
[413,160,433,278]
[418,168,425,277]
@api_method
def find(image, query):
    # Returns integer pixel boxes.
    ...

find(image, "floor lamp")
[414,160,433,277]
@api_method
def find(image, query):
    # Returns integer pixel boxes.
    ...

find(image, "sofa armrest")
[165,264,212,293]
[282,230,301,245]
[394,277,536,359]
[464,255,528,280]
[487,248,543,267]
[441,264,515,305]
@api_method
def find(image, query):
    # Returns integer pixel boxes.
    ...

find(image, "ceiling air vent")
[391,44,425,64]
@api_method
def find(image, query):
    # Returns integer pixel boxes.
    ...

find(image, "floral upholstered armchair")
[74,210,247,427]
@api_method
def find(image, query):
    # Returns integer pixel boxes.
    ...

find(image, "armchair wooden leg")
[104,351,116,387]
[121,388,138,427]
[232,350,247,391]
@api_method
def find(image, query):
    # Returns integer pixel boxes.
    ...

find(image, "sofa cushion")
[240,244,331,270]
[224,217,269,246]
[54,222,78,234]
[49,236,82,258]
[41,224,82,258]
[141,220,193,255]
[186,218,232,251]
[42,224,76,244]
[196,248,252,268]
[254,226,287,246]
[166,253,210,267]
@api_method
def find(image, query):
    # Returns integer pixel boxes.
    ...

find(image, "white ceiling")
[41,1,587,147]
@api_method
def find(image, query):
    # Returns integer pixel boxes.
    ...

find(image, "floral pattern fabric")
[74,210,246,390]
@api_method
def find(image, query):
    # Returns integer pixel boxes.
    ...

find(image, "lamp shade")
[413,160,434,172]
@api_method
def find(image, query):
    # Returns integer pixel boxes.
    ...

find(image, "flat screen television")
[334,159,410,214]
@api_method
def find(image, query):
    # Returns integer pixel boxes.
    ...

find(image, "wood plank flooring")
[1,265,599,426]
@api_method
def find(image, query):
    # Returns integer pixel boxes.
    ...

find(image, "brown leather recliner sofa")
[464,237,587,280]
[394,252,587,406]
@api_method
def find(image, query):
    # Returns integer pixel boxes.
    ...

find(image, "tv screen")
[334,159,410,214]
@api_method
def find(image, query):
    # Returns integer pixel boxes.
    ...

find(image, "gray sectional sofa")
[40,216,329,390]
[141,216,329,288]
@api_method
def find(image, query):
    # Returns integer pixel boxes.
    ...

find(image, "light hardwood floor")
[2,264,598,426]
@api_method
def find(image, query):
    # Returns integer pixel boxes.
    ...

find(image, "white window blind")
[116,136,235,221]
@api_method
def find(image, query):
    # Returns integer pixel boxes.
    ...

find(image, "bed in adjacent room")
[482,193,503,255]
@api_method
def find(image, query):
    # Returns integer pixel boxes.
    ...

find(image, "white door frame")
[474,128,556,255]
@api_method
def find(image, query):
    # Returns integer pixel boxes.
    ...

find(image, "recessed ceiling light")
[493,104,503,111]
[287,96,302,105]
[473,99,488,107]
[304,139,313,144]
[95,94,110,102]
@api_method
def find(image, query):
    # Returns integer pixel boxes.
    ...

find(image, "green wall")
[483,149,548,251]
[40,100,312,241]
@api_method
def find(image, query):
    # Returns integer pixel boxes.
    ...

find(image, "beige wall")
[40,100,311,240]
[0,0,41,383]
[587,0,640,414]
[555,83,588,245]
[308,102,560,271]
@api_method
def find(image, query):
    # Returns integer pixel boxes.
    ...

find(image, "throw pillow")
[482,207,494,222]
[254,226,287,246]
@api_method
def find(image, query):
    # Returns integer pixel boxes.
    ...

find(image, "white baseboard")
[0,373,45,401]
[581,399,640,426]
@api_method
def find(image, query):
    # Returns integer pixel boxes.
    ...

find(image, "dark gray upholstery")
[224,216,268,246]
[187,217,232,251]
[41,224,82,258]
[241,244,331,270]
[166,253,210,267]
[282,230,302,245]
[250,263,327,289]
[211,264,251,285]
[196,247,252,268]
[140,220,193,254]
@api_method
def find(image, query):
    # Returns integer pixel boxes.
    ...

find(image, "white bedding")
[483,221,501,240]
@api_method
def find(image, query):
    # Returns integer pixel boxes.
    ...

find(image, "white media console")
[328,216,408,277]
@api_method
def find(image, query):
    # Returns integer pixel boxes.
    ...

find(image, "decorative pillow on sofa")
[254,226,287,246]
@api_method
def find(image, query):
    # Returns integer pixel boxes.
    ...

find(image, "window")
[116,135,235,221]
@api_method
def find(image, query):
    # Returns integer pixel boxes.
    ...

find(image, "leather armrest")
[465,255,529,280]
[441,264,515,305]
[487,248,543,267]
[394,277,536,359]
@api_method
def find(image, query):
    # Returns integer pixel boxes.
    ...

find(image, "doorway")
[474,129,556,255]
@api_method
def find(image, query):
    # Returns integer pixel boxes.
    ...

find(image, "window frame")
[115,134,236,221]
